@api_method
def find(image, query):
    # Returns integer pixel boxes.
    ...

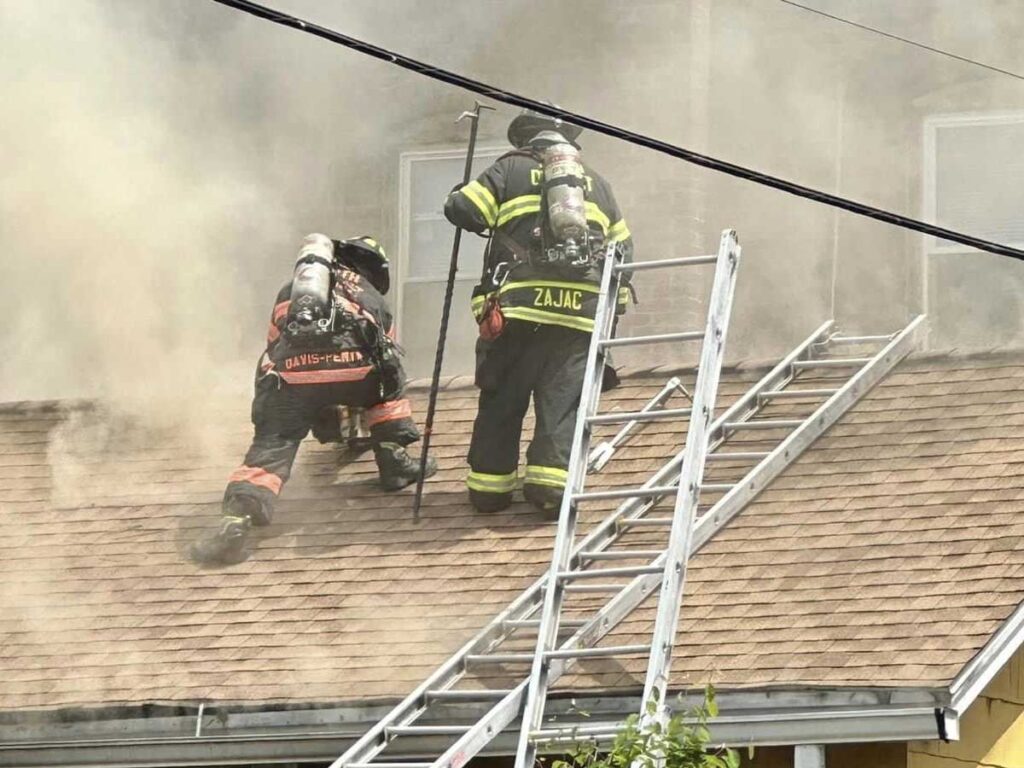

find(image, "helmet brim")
[507,114,583,147]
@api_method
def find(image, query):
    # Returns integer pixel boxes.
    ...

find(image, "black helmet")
[333,236,390,295]
[507,107,582,148]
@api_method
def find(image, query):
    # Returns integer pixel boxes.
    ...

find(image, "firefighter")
[444,110,633,518]
[191,233,437,565]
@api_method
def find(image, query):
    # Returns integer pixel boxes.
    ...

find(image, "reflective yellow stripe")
[608,219,631,243]
[496,194,542,227]
[460,181,497,227]
[471,293,493,321]
[501,306,594,332]
[499,280,600,296]
[472,181,497,216]
[584,202,610,233]
[467,470,518,493]
[524,465,569,489]
[617,286,630,306]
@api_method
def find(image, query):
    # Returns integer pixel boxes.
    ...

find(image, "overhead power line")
[779,0,1024,82]
[210,0,1024,263]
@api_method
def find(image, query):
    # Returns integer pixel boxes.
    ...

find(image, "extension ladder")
[333,236,925,768]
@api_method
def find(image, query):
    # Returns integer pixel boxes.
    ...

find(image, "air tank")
[287,233,334,334]
[541,140,588,244]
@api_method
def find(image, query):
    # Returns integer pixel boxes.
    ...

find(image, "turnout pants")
[467,323,589,505]
[224,372,418,523]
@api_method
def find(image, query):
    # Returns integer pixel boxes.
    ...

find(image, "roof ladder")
[331,244,926,768]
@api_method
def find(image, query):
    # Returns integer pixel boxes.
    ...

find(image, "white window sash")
[395,145,504,344]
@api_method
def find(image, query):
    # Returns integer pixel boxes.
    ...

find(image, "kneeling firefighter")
[444,110,633,518]
[191,233,437,565]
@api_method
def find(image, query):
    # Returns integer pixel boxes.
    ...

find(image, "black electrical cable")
[779,0,1024,82]
[209,0,1024,263]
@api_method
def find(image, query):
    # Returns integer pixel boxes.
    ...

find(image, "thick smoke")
[4,0,1024,413]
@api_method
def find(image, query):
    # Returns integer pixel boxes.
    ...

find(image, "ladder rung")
[700,483,734,492]
[564,583,629,593]
[573,484,677,502]
[579,549,664,561]
[544,644,649,660]
[599,331,703,348]
[348,763,435,768]
[706,451,769,462]
[758,388,838,400]
[723,419,803,430]
[792,357,871,369]
[618,254,715,272]
[425,689,514,702]
[464,653,533,665]
[826,333,894,344]
[558,564,662,581]
[385,726,472,736]
[504,618,587,630]
[587,407,692,425]
[618,516,675,527]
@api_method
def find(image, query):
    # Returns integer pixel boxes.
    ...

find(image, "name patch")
[284,350,364,369]
[533,287,583,311]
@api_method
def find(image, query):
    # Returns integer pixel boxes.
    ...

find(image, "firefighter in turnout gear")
[444,111,633,518]
[191,233,437,565]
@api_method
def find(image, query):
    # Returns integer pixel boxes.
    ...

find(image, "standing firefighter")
[192,233,437,565]
[444,111,633,517]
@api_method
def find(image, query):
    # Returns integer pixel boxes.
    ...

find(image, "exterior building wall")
[335,1,1024,378]
[909,645,1024,767]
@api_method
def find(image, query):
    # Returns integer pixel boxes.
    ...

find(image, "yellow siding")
[736,743,906,767]
[910,645,1024,768]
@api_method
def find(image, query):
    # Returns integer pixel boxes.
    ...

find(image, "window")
[923,113,1024,348]
[397,147,504,377]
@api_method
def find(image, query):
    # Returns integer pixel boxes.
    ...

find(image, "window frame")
[921,111,1024,318]
[396,145,505,344]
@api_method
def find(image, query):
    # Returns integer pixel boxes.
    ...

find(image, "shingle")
[2,353,1024,710]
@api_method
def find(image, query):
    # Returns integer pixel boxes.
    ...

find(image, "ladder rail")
[637,229,741,724]
[514,245,624,767]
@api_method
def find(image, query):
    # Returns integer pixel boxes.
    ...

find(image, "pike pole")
[412,101,492,521]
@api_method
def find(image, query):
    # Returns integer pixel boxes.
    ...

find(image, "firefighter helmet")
[507,108,582,148]
[333,236,391,295]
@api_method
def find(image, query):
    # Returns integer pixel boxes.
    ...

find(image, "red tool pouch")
[478,294,506,341]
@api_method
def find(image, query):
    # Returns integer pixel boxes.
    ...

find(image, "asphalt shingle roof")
[1,353,1023,712]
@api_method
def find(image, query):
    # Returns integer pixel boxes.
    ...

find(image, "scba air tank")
[541,139,588,244]
[287,233,335,336]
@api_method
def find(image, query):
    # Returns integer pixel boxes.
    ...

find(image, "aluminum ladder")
[333,228,741,768]
[332,266,926,768]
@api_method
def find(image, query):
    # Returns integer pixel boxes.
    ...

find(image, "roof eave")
[949,599,1024,715]
[0,686,955,767]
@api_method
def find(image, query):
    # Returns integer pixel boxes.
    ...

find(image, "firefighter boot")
[523,483,565,521]
[374,442,437,492]
[468,489,513,514]
[190,496,259,565]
